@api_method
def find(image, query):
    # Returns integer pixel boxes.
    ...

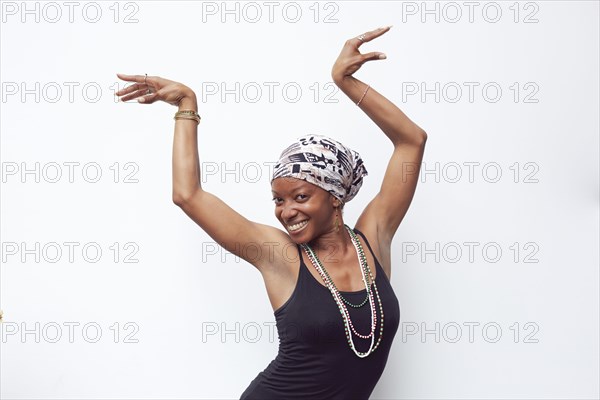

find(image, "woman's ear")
[330,195,341,208]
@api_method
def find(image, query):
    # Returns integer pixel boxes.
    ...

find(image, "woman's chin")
[288,232,307,244]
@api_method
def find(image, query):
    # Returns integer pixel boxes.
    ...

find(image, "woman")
[116,26,426,400]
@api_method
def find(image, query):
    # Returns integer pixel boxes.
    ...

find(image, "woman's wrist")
[178,89,198,112]
[334,76,362,99]
[333,76,364,104]
[333,74,356,86]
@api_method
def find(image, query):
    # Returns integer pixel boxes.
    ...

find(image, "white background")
[1,1,598,399]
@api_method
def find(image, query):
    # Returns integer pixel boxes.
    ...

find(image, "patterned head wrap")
[271,134,368,204]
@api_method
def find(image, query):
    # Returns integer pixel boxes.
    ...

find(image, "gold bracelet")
[174,117,200,125]
[174,110,201,125]
[174,115,200,120]
[174,115,200,124]
[175,110,199,116]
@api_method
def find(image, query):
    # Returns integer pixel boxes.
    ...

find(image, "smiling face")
[271,177,341,244]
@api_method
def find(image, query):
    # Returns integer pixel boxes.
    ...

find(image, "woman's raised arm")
[115,74,292,271]
[331,27,427,276]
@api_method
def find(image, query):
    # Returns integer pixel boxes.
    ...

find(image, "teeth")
[288,220,308,231]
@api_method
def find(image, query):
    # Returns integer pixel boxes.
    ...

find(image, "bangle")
[174,116,200,125]
[356,84,370,106]
[175,110,199,116]
[174,110,201,125]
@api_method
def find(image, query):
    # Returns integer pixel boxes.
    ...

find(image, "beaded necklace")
[316,242,372,308]
[301,224,385,358]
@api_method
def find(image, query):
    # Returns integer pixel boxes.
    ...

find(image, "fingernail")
[379,53,387,59]
[138,97,145,103]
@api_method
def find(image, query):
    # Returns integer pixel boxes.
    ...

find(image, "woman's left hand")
[331,26,391,84]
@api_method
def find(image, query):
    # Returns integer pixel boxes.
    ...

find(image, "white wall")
[1,1,598,399]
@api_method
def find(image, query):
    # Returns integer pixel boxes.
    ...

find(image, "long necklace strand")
[301,225,385,357]
[303,244,376,339]
[343,226,385,354]
[302,227,381,356]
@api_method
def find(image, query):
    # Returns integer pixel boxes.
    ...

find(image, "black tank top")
[240,228,401,400]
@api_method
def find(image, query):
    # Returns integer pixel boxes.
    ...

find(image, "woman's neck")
[308,222,354,268]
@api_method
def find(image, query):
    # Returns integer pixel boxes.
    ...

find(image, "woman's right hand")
[115,73,196,107]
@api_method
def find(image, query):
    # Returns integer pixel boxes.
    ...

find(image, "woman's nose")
[281,203,298,221]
